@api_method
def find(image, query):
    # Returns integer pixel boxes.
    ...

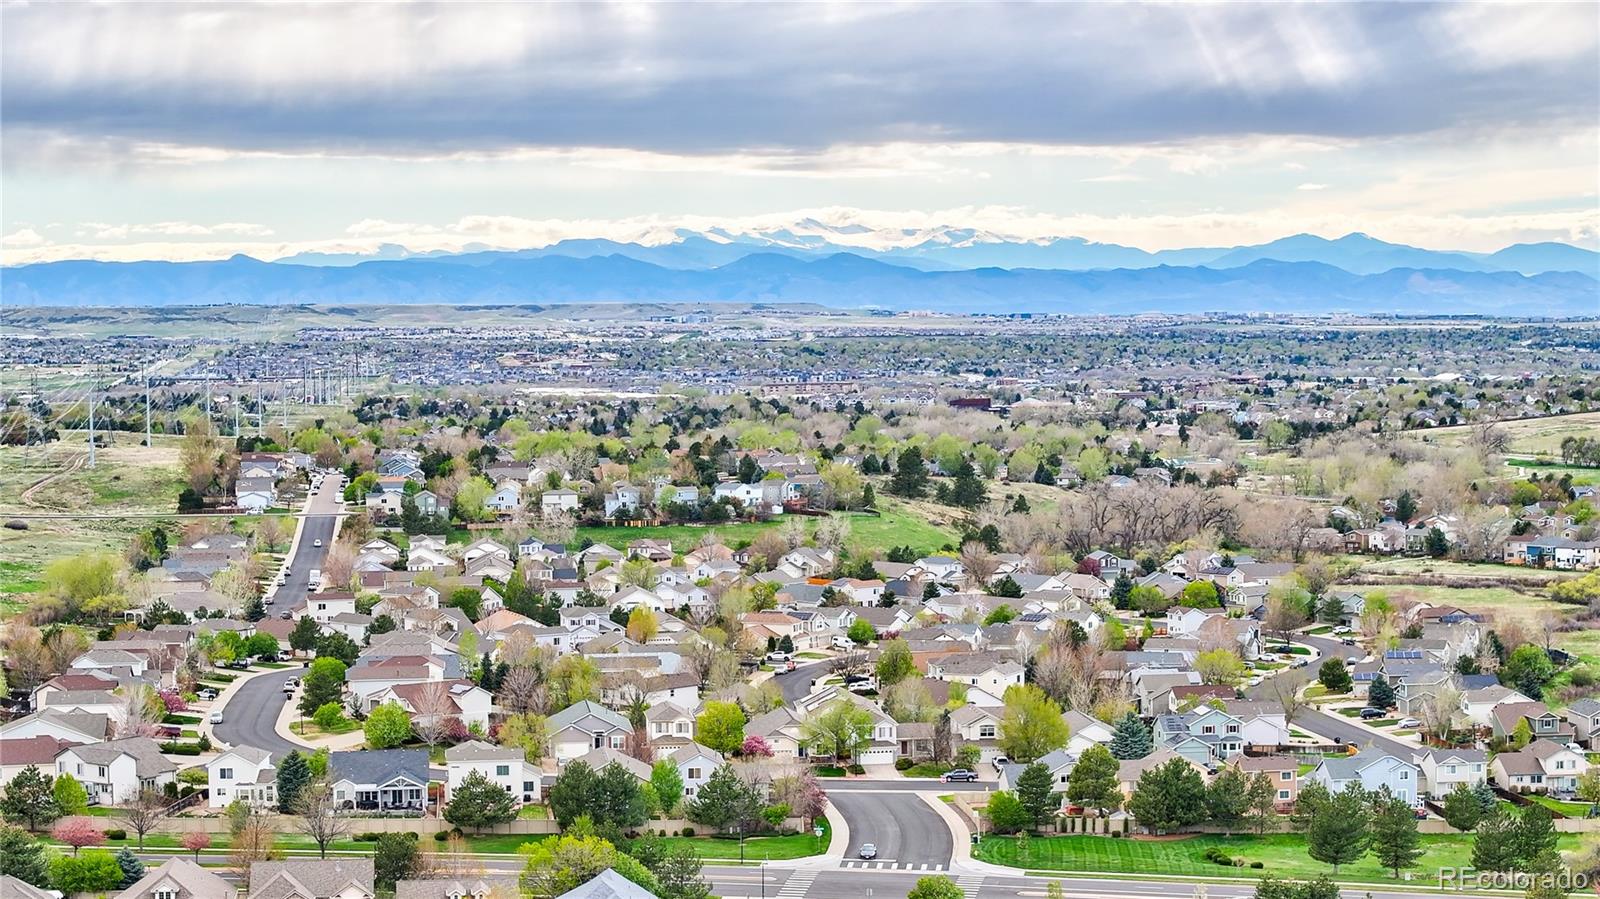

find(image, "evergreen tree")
[1367,674,1395,710]
[1470,808,1519,872]
[0,766,60,831]
[949,460,986,508]
[1511,804,1558,867]
[443,770,518,832]
[1369,793,1422,878]
[1127,758,1207,833]
[1306,786,1370,874]
[0,826,50,886]
[686,765,761,835]
[1243,773,1279,834]
[1205,766,1251,835]
[889,447,929,499]
[1014,763,1059,830]
[289,615,322,655]
[1317,658,1352,693]
[114,847,145,888]
[243,593,266,622]
[1065,745,1121,816]
[275,750,312,814]
[1108,712,1153,760]
[548,761,599,830]
[1110,573,1134,610]
[1440,782,1484,832]
[373,833,419,892]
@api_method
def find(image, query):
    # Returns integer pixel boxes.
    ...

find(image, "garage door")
[855,746,896,765]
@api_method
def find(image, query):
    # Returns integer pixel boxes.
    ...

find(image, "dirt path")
[18,452,85,509]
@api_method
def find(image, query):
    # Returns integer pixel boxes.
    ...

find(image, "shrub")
[680,827,694,837]
[433,831,450,842]
[1202,847,1234,866]
[847,764,865,775]
[357,832,381,842]
[1251,861,1265,869]
[104,829,127,841]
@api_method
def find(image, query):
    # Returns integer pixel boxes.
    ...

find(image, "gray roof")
[394,877,520,899]
[329,749,430,788]
[444,740,522,763]
[250,860,374,899]
[547,700,630,734]
[1567,698,1600,717]
[2,876,57,899]
[554,869,658,899]
[62,737,178,778]
[117,857,233,899]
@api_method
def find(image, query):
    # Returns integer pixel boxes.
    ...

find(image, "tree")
[626,606,659,644]
[686,764,761,835]
[997,684,1070,763]
[497,712,549,763]
[889,446,929,499]
[1305,786,1370,874]
[1205,766,1251,835]
[443,770,518,832]
[520,831,659,899]
[1195,648,1246,687]
[983,790,1031,834]
[1244,772,1278,835]
[1369,792,1422,878]
[694,701,747,755]
[592,762,648,833]
[948,460,987,508]
[364,701,412,749]
[293,779,349,859]
[548,761,599,830]
[1511,803,1558,868]
[1470,808,1519,872]
[0,766,60,831]
[1440,782,1484,832]
[51,773,88,817]
[1366,674,1395,710]
[847,619,876,645]
[0,826,50,886]
[801,699,876,761]
[410,680,458,749]
[1065,745,1120,816]
[276,750,312,814]
[1108,712,1152,760]
[49,851,124,893]
[906,874,965,899]
[654,845,713,899]
[1127,758,1207,833]
[115,846,145,888]
[180,831,212,862]
[875,638,915,688]
[1316,658,1351,693]
[52,817,105,855]
[298,656,346,715]
[373,833,419,892]
[289,615,322,655]
[120,789,167,849]
[1500,644,1555,699]
[1015,763,1059,829]
[651,760,685,817]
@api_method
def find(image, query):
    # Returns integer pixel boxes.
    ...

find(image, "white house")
[541,488,580,514]
[1415,748,1487,800]
[302,592,358,625]
[366,680,495,731]
[444,740,540,805]
[1306,749,1419,806]
[1491,741,1590,796]
[55,737,178,805]
[926,655,1025,697]
[207,746,278,808]
[668,743,724,800]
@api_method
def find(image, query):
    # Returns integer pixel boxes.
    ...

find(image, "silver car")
[858,843,877,860]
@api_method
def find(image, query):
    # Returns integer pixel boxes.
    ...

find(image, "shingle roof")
[329,749,429,788]
[553,869,658,899]
[250,859,374,899]
[62,737,177,778]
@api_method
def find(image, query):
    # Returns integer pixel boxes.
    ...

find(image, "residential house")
[1233,754,1298,809]
[1459,685,1531,729]
[248,860,374,899]
[444,741,540,805]
[1491,702,1576,744]
[55,737,178,805]
[1154,707,1246,763]
[668,743,723,800]
[206,746,278,808]
[925,655,1025,697]
[547,701,633,762]
[0,709,110,744]
[366,680,495,732]
[328,750,430,812]
[1491,741,1591,796]
[118,858,235,899]
[1564,698,1600,750]
[1305,749,1419,806]
[949,704,1004,764]
[393,878,520,899]
[1415,748,1488,800]
[0,735,80,788]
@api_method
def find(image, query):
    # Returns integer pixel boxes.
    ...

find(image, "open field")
[575,502,958,556]
[1424,411,1600,456]
[974,832,1587,885]
[1506,459,1600,486]
[1353,557,1579,584]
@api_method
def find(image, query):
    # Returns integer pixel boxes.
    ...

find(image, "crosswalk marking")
[958,875,984,899]
[838,861,949,871]
[775,869,817,899]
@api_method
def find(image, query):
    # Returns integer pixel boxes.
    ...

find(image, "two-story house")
[206,746,277,808]
[248,860,374,899]
[55,737,177,805]
[1491,740,1589,796]
[1563,698,1600,750]
[444,740,539,805]
[547,701,633,762]
[1305,749,1419,806]
[1415,747,1487,800]
[118,858,234,899]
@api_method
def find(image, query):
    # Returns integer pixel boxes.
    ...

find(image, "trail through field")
[18,452,85,509]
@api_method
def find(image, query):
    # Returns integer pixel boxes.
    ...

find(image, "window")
[593,734,604,749]
[523,781,535,792]
[1201,725,1215,735]
[156,890,177,899]
[979,724,996,739]
[1447,765,1456,775]
[219,768,234,779]
[610,734,625,749]
[688,767,702,780]
[496,765,510,777]
[1277,790,1290,800]
[1280,771,1292,781]
[1399,771,1409,780]
[1226,724,1239,734]
[97,766,107,778]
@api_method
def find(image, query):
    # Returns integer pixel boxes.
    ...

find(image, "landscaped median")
[972,832,1589,887]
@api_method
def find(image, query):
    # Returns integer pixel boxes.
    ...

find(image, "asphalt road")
[772,659,832,704]
[824,779,989,793]
[267,476,343,610]
[830,789,953,871]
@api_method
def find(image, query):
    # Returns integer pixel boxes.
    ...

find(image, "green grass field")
[575,503,957,557]
[653,820,829,861]
[974,833,1585,885]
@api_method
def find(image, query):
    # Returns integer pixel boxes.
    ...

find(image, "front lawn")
[657,821,829,861]
[900,762,952,778]
[1526,795,1596,817]
[815,766,847,777]
[292,718,361,736]
[973,833,1584,885]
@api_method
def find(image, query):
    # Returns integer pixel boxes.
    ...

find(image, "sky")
[2,1,1598,265]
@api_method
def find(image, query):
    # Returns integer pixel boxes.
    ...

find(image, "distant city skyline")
[3,2,1596,264]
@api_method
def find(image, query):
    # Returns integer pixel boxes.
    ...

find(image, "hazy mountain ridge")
[5,249,1595,315]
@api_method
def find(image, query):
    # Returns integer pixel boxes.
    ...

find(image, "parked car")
[831,636,856,651]
[765,651,791,664]
[1397,717,1421,729]
[941,769,979,783]
[858,843,877,860]
[1341,638,1357,646]
[1359,707,1386,720]
[280,610,293,619]
[225,659,251,670]
[208,712,224,724]
[263,596,274,605]
[991,756,1010,771]
[197,688,218,701]
[157,724,181,738]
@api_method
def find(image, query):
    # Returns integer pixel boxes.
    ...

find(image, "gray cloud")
[1,2,1595,158]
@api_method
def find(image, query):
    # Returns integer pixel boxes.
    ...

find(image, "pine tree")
[1367,674,1395,710]
[1127,758,1207,833]
[1511,804,1558,867]
[1108,712,1152,760]
[1306,786,1370,874]
[1243,772,1278,834]
[1204,766,1251,835]
[443,770,518,832]
[1014,763,1059,829]
[1470,808,1519,872]
[889,447,929,499]
[1065,745,1121,816]
[1110,573,1134,610]
[1440,782,1484,832]
[1370,794,1422,878]
[115,847,145,888]
[0,766,60,831]
[275,751,311,814]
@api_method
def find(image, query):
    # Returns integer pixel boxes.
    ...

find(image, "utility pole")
[256,382,264,436]
[145,367,152,448]
[87,391,96,468]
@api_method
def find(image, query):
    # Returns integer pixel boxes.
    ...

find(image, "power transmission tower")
[145,366,152,447]
[87,390,97,468]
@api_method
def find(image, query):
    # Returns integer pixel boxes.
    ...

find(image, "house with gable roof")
[248,860,374,899]
[117,858,235,899]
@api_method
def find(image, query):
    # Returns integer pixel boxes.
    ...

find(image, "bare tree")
[1259,671,1310,729]
[255,516,284,553]
[959,541,999,589]
[830,650,870,680]
[411,681,457,748]
[1418,684,1462,743]
[229,809,277,873]
[1262,594,1309,646]
[120,789,167,849]
[498,663,546,715]
[112,686,162,738]
[294,778,350,858]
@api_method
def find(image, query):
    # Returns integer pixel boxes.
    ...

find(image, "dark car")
[1341,638,1357,646]
[1359,707,1386,720]
[941,769,979,783]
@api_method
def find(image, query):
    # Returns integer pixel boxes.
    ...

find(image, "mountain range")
[4,230,1596,315]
